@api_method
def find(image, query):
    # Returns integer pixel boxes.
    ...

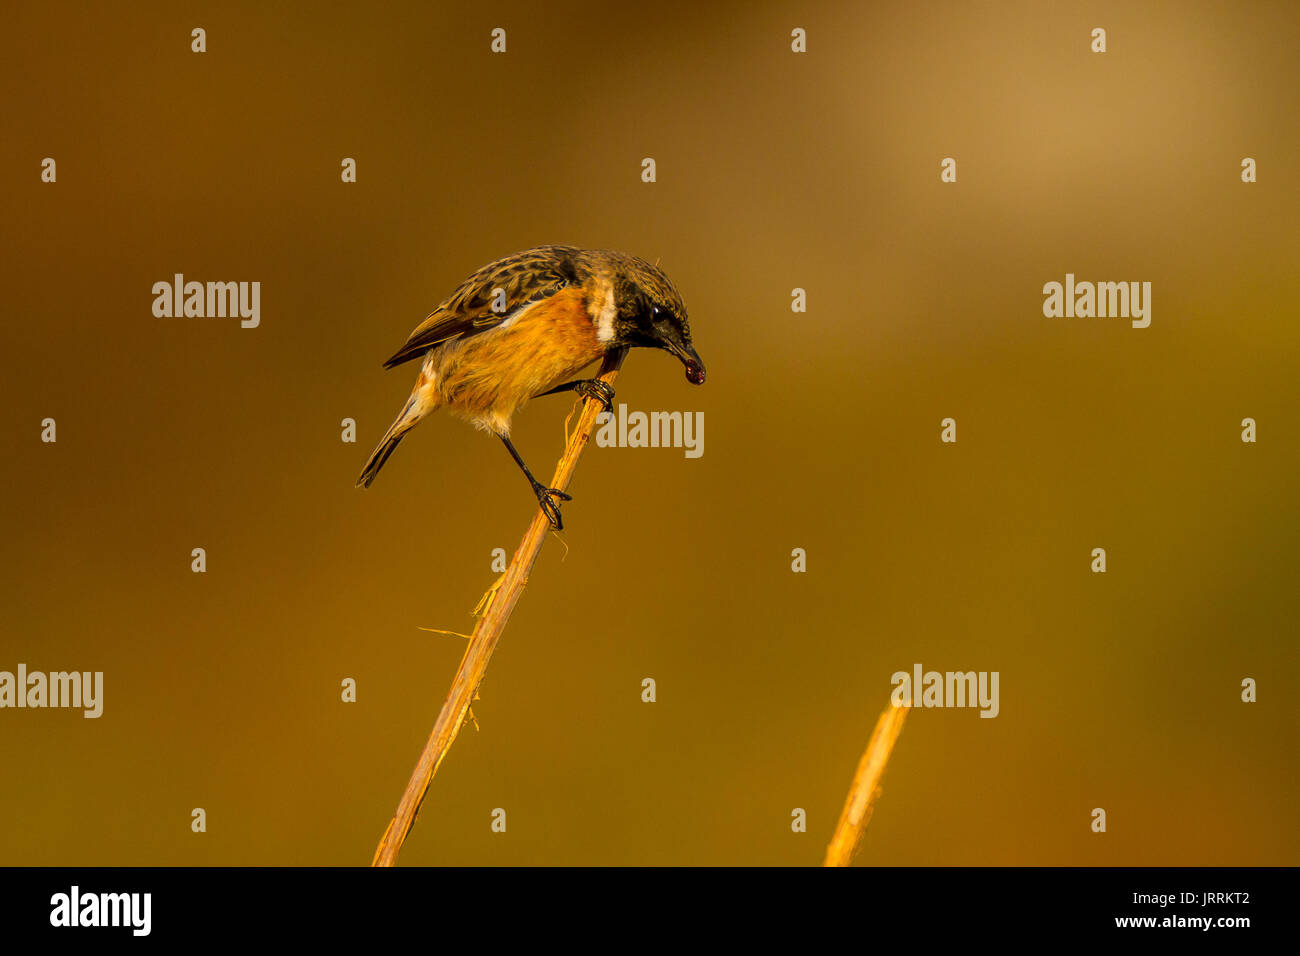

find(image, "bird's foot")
[574,380,615,412]
[531,481,573,530]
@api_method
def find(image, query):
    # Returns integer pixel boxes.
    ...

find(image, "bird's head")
[600,254,706,385]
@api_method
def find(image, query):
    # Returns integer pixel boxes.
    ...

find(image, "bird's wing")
[382,245,583,369]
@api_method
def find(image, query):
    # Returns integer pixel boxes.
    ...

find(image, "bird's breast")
[432,286,607,433]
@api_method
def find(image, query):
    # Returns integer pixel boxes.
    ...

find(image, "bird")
[357,244,706,529]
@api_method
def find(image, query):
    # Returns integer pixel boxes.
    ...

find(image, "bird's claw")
[532,482,572,529]
[575,380,615,412]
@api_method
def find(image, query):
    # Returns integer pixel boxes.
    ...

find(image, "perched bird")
[357,245,706,528]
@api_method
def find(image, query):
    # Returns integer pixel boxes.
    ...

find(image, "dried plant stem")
[372,348,627,867]
[823,701,910,866]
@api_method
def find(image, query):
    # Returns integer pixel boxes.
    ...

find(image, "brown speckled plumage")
[356,245,705,516]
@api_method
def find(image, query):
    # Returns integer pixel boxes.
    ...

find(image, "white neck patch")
[588,275,617,344]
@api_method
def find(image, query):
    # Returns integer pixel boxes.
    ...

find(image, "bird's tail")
[356,386,437,488]
[355,425,409,488]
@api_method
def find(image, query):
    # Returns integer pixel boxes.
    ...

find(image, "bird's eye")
[651,305,668,321]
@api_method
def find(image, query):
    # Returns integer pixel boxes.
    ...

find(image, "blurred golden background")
[2,0,1296,865]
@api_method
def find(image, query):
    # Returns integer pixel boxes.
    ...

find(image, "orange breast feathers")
[430,285,607,435]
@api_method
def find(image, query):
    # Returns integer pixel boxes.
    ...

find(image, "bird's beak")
[666,340,706,385]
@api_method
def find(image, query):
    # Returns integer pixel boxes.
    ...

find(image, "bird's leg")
[535,379,615,412]
[499,435,572,530]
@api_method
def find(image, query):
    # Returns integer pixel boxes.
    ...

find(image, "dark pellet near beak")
[669,342,706,385]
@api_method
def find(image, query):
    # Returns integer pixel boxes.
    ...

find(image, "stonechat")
[357,245,705,528]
